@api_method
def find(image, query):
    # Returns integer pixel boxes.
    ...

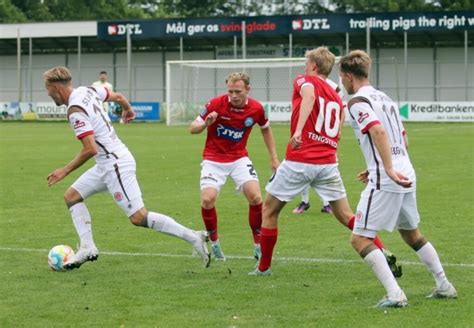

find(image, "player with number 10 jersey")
[286,74,344,164]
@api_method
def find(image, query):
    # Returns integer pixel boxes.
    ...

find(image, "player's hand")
[205,111,218,127]
[289,131,303,149]
[357,170,369,184]
[121,108,136,124]
[270,158,280,171]
[47,168,67,186]
[385,168,412,188]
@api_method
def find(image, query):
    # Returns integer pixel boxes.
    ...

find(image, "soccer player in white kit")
[339,50,457,307]
[43,66,210,270]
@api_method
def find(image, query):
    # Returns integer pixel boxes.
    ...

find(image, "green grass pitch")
[0,122,473,327]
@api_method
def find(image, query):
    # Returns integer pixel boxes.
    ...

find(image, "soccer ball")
[48,245,75,271]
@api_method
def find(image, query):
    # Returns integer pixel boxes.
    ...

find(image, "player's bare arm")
[107,91,135,123]
[189,111,218,134]
[368,124,412,188]
[47,134,97,186]
[260,126,280,171]
[290,85,315,149]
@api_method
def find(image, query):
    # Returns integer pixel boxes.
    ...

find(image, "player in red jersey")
[189,72,279,261]
[249,47,400,276]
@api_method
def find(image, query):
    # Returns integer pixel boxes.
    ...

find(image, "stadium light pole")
[28,37,32,102]
[465,30,468,101]
[233,35,237,59]
[127,28,132,101]
[242,21,246,60]
[17,29,21,102]
[77,36,82,85]
[404,31,408,101]
[366,18,370,57]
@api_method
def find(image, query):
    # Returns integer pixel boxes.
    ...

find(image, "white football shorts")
[71,154,144,217]
[265,160,346,202]
[200,157,259,192]
[352,187,420,238]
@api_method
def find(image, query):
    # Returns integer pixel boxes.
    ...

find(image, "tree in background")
[1,0,473,23]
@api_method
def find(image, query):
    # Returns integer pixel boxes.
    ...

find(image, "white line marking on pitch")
[1,246,473,268]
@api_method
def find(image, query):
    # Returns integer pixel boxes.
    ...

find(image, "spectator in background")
[92,71,114,114]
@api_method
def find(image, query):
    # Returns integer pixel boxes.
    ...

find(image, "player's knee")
[129,208,148,227]
[64,188,83,208]
[399,229,425,250]
[201,195,216,209]
[247,194,262,206]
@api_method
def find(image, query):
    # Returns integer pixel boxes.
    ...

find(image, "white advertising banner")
[399,102,474,122]
[263,101,474,123]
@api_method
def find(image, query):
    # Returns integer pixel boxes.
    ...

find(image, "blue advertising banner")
[109,102,160,122]
[97,11,474,41]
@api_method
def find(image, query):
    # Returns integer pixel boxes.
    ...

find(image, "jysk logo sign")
[107,24,143,36]
[216,124,244,141]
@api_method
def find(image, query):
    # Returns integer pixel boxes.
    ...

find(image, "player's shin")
[69,202,95,249]
[258,227,278,271]
[201,207,218,242]
[146,211,197,243]
[415,241,450,290]
[360,243,402,298]
[249,203,262,244]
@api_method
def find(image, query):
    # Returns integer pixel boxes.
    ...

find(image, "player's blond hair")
[305,47,335,76]
[42,66,72,84]
[339,50,372,79]
[225,72,250,87]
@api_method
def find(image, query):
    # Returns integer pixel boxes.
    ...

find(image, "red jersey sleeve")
[200,97,220,120]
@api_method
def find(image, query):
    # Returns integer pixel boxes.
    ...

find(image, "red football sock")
[249,203,262,244]
[347,216,355,230]
[373,236,385,250]
[347,216,385,250]
[201,207,218,242]
[258,227,278,271]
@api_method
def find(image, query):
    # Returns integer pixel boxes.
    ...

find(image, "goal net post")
[165,57,324,125]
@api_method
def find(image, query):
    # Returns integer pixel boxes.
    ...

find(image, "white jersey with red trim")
[67,86,129,165]
[348,85,415,193]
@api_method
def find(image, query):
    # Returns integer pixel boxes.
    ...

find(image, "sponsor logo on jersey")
[244,117,254,127]
[356,210,363,222]
[114,192,123,202]
[216,124,244,142]
[357,111,370,123]
[73,119,85,129]
[296,77,306,86]
[200,107,207,116]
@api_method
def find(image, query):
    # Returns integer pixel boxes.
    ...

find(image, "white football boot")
[63,245,99,270]
[192,231,211,268]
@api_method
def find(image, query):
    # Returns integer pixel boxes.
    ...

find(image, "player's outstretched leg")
[400,229,457,299]
[332,198,402,278]
[63,189,99,270]
[352,235,407,308]
[131,209,211,268]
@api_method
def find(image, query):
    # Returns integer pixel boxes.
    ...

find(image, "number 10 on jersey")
[315,97,341,138]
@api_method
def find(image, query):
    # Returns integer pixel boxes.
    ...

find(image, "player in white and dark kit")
[43,66,210,270]
[339,50,456,307]
[250,47,399,277]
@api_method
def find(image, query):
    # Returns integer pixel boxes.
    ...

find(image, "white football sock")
[301,187,310,203]
[147,211,197,244]
[364,249,402,298]
[69,202,95,249]
[416,242,450,290]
